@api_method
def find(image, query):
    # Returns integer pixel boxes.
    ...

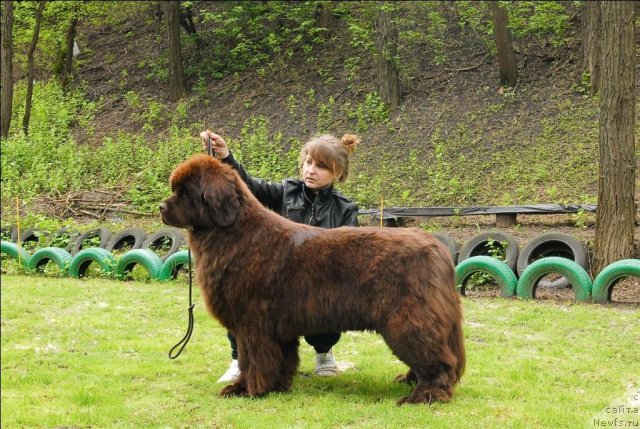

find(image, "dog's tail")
[449,296,466,384]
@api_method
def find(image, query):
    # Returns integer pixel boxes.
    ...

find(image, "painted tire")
[19,228,50,248]
[158,250,192,281]
[517,232,588,289]
[68,247,117,278]
[1,240,31,267]
[0,225,18,242]
[458,231,519,272]
[591,259,640,303]
[27,247,73,273]
[455,255,518,297]
[431,232,459,264]
[142,228,184,261]
[105,227,147,253]
[516,256,592,301]
[70,228,112,255]
[114,249,163,280]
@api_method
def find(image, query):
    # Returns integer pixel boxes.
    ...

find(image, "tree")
[315,1,337,40]
[59,16,77,90]
[593,1,636,274]
[490,1,518,88]
[581,2,601,95]
[22,0,46,136]
[1,0,14,139]
[374,4,400,109]
[166,1,185,102]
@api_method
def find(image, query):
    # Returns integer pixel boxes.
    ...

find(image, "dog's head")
[160,155,242,229]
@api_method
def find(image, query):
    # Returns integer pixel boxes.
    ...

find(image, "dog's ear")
[200,171,241,227]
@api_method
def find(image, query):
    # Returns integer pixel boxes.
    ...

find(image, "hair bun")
[340,133,360,156]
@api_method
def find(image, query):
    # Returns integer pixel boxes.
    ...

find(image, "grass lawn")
[1,274,639,428]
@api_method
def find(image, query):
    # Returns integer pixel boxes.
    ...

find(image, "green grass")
[1,275,639,428]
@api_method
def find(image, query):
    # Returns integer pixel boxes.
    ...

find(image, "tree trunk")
[315,2,337,40]
[593,1,636,274]
[61,17,78,90]
[22,0,45,136]
[490,1,518,88]
[166,1,185,102]
[582,2,601,95]
[1,0,14,139]
[374,5,400,109]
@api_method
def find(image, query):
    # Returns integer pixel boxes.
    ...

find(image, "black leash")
[168,136,212,359]
[168,248,195,359]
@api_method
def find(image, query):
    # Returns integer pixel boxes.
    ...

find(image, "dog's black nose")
[159,202,167,212]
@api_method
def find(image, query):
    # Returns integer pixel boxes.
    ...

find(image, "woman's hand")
[200,130,230,159]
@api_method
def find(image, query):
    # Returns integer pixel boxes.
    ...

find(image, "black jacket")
[222,152,359,228]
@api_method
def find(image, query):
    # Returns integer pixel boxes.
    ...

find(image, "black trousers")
[227,331,340,359]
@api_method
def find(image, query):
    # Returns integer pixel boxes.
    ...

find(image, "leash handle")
[168,249,195,359]
[168,304,195,359]
[207,135,213,157]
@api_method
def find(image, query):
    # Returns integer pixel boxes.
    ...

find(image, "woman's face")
[302,155,336,191]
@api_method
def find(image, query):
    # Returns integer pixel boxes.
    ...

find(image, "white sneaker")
[217,359,240,383]
[315,349,339,376]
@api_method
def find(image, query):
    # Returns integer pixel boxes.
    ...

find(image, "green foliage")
[347,93,389,133]
[505,1,574,48]
[1,80,199,213]
[191,2,326,79]
[230,117,301,183]
[1,81,92,201]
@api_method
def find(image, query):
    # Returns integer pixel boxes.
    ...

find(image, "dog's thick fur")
[161,155,465,404]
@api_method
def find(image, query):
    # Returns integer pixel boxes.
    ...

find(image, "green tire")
[591,259,640,303]
[114,249,163,280]
[516,256,592,301]
[1,240,31,267]
[158,250,192,281]
[69,247,117,278]
[27,247,73,273]
[455,255,518,297]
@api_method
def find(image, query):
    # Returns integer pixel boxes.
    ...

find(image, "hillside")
[67,3,639,208]
[2,2,639,266]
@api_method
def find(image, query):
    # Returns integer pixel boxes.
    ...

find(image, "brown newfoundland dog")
[160,154,465,405]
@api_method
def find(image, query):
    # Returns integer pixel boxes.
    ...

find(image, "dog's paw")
[394,371,417,385]
[219,382,248,397]
[397,386,452,405]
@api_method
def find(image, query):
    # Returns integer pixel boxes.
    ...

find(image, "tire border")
[516,232,588,289]
[458,230,519,272]
[68,247,117,278]
[1,240,31,268]
[455,255,518,297]
[142,228,184,261]
[431,232,459,264]
[27,247,73,273]
[158,249,191,281]
[516,256,593,301]
[114,249,164,280]
[591,259,640,303]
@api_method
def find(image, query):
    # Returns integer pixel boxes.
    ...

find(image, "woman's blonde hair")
[299,133,360,183]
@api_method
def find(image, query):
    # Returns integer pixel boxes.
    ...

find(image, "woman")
[199,130,360,383]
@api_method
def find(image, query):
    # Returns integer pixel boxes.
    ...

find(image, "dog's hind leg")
[382,315,460,405]
[396,362,456,405]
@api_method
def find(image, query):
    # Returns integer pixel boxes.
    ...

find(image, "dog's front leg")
[219,377,248,397]
[232,330,284,397]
